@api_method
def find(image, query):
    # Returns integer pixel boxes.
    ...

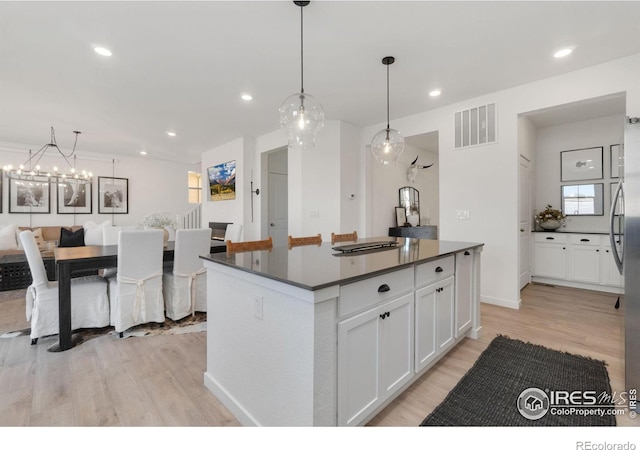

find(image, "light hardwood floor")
[0,283,636,426]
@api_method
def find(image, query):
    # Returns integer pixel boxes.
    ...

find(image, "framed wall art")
[560,146,603,182]
[98,176,128,214]
[57,180,92,214]
[610,144,622,178]
[395,206,407,227]
[207,160,236,201]
[8,179,50,213]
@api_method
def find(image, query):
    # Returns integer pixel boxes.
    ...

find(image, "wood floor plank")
[0,282,636,426]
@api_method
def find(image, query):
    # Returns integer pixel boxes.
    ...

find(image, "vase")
[540,220,561,231]
[407,213,419,227]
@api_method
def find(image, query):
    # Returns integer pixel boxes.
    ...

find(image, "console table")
[388,225,437,239]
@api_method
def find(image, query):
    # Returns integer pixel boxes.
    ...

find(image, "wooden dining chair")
[288,234,322,249]
[331,231,358,245]
[226,236,273,253]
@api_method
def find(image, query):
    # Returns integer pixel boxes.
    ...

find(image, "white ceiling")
[1,1,639,164]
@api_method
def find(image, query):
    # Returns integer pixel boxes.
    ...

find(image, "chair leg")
[31,338,38,345]
[118,332,123,338]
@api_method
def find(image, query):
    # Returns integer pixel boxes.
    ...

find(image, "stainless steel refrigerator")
[610,116,640,402]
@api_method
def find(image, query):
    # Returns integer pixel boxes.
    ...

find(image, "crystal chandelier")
[279,0,325,150]
[3,127,92,184]
[370,56,405,166]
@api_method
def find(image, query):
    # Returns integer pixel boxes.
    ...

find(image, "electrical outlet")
[456,210,470,220]
[254,295,263,320]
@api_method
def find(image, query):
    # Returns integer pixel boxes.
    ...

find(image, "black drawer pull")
[464,251,470,256]
[580,238,590,242]
[378,284,390,293]
[435,267,443,273]
[546,237,555,240]
[379,311,390,320]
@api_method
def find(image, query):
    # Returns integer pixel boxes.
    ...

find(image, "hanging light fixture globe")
[371,56,405,166]
[279,0,325,150]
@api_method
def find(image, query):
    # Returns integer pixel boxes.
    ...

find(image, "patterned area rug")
[0,312,207,343]
[420,335,617,426]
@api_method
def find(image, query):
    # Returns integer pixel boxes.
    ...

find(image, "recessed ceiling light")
[429,90,442,97]
[94,47,112,57]
[140,151,147,155]
[167,131,176,137]
[241,93,253,101]
[553,47,574,58]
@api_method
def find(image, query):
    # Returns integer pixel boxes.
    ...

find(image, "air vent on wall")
[454,103,496,149]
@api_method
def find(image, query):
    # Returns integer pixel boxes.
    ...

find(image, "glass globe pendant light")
[279,1,325,150]
[371,56,405,165]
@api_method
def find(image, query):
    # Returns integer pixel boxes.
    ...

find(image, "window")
[188,171,202,204]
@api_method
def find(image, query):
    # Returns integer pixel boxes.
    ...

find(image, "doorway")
[266,148,288,247]
[519,154,531,290]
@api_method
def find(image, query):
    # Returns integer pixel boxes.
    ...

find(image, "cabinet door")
[533,243,567,279]
[569,245,600,283]
[338,306,381,426]
[415,277,454,373]
[436,278,455,354]
[601,246,624,287]
[455,251,473,337]
[379,293,414,400]
[337,294,413,426]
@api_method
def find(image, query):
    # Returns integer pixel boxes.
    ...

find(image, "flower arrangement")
[139,211,178,229]
[535,205,566,226]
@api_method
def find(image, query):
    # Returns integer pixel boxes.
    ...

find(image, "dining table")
[51,239,227,352]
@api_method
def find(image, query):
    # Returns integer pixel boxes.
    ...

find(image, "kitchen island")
[201,237,483,426]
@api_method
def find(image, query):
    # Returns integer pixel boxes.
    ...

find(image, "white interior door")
[519,155,532,290]
[268,172,288,247]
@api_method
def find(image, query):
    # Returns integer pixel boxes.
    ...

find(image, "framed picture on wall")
[98,176,128,214]
[610,144,622,178]
[57,180,92,214]
[8,179,50,213]
[560,146,603,182]
[395,206,407,227]
[207,160,236,201]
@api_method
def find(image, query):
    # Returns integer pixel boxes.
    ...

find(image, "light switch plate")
[457,210,470,220]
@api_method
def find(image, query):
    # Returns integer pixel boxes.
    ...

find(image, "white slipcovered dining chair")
[163,228,211,321]
[224,224,242,243]
[108,229,165,335]
[19,230,109,345]
[102,225,122,246]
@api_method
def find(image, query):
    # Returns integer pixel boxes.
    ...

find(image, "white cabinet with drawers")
[532,232,623,293]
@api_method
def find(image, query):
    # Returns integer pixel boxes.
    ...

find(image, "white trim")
[481,294,521,310]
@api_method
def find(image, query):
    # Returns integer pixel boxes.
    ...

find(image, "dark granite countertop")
[201,237,483,291]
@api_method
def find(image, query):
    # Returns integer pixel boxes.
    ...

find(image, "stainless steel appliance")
[610,116,640,400]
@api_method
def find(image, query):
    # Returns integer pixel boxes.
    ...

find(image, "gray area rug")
[420,335,617,426]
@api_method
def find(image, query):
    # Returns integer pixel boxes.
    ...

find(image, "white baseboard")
[204,372,258,426]
[531,277,623,295]
[481,295,521,310]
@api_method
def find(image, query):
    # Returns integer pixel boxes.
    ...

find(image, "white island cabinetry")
[202,239,483,426]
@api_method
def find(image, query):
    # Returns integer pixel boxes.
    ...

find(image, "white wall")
[534,114,624,232]
[361,53,640,309]
[201,137,256,240]
[368,142,439,233]
[0,144,197,228]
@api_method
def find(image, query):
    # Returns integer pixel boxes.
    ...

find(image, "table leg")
[48,263,76,352]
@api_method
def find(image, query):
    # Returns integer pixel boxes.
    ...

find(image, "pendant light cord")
[300,5,304,94]
[386,63,390,130]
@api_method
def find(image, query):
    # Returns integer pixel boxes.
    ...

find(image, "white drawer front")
[568,234,601,246]
[534,233,567,244]
[415,255,455,288]
[339,267,414,318]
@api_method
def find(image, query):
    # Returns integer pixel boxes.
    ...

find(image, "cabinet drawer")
[339,267,414,318]
[415,255,455,288]
[534,233,567,244]
[568,234,601,246]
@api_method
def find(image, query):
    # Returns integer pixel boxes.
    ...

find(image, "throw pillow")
[16,227,45,250]
[83,219,112,246]
[0,224,18,250]
[59,227,85,247]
